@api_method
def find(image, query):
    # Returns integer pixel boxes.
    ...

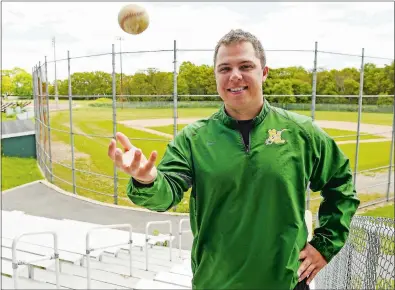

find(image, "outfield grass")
[294,110,393,126]
[324,128,384,141]
[339,141,394,172]
[148,124,384,142]
[360,203,395,218]
[148,124,188,135]
[45,105,394,213]
[1,156,43,191]
[51,103,394,125]
[311,192,386,228]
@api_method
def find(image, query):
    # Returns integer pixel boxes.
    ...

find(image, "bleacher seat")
[1,210,193,289]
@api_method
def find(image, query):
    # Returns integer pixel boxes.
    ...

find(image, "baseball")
[118,4,149,35]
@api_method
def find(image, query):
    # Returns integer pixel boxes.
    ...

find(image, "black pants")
[293,279,310,290]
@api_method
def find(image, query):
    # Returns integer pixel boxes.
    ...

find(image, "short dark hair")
[213,29,267,68]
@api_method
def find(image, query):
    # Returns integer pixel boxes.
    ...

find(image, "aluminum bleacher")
[1,210,193,289]
[2,210,315,289]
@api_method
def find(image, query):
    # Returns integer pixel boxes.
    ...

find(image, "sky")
[2,2,394,82]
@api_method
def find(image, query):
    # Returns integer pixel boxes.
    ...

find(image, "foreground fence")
[315,215,394,289]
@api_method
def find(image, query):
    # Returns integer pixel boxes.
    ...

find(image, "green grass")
[52,104,394,125]
[48,111,186,209]
[1,112,16,121]
[147,125,384,142]
[324,128,383,141]
[45,106,394,213]
[360,203,395,218]
[148,124,188,135]
[376,278,395,290]
[52,105,218,123]
[294,110,393,126]
[339,141,394,172]
[1,156,43,191]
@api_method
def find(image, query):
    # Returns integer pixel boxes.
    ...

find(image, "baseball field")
[34,100,393,215]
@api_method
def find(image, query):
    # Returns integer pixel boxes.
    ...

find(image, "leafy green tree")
[13,70,33,96]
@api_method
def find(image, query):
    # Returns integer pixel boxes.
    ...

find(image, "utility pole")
[52,37,59,110]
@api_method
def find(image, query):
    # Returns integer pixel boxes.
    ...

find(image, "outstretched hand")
[298,242,327,285]
[108,132,158,183]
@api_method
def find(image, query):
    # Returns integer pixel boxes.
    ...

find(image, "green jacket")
[127,100,360,289]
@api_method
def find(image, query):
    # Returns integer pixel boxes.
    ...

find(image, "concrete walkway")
[2,181,194,251]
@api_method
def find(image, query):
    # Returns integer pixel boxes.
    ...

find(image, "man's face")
[214,41,268,113]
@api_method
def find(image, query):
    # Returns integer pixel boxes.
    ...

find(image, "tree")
[2,59,393,102]
[1,74,14,95]
[13,70,32,96]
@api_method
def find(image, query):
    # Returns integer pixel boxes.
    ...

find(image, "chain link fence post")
[111,44,118,205]
[306,41,318,211]
[386,103,395,201]
[35,64,42,172]
[32,66,39,163]
[67,51,76,194]
[311,41,318,122]
[171,40,178,212]
[38,61,46,178]
[44,56,53,183]
[173,39,178,137]
[353,48,365,189]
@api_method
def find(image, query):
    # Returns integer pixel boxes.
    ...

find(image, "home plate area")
[1,210,193,289]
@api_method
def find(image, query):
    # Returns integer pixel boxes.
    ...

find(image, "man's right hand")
[108,132,158,184]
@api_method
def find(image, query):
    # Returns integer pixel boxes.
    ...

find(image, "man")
[108,29,360,289]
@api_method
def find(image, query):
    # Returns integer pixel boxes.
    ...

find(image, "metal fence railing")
[30,41,394,212]
[314,215,395,290]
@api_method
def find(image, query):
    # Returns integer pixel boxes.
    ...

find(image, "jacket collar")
[217,99,271,129]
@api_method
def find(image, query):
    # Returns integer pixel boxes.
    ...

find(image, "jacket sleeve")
[126,130,193,212]
[308,122,360,263]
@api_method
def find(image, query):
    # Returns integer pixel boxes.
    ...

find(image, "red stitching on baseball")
[121,11,144,31]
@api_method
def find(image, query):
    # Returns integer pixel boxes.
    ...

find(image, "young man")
[108,29,360,289]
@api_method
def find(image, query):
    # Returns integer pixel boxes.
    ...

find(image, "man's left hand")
[297,242,327,285]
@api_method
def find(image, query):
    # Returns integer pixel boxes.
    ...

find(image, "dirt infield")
[120,117,394,195]
[120,118,393,144]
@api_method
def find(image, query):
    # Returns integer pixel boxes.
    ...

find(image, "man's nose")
[229,69,242,81]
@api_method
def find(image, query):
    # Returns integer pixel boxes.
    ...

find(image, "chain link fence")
[30,41,394,211]
[25,38,395,290]
[315,215,394,289]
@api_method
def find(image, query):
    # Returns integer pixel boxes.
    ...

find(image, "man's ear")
[262,66,269,82]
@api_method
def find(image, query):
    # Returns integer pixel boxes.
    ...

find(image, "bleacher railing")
[179,218,192,258]
[85,224,133,289]
[145,220,173,271]
[12,231,60,289]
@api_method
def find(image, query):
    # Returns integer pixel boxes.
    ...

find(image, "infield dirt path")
[120,118,393,144]
[119,118,394,195]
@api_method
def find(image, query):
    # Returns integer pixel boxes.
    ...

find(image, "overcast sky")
[2,2,394,81]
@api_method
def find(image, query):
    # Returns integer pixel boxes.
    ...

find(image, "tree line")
[2,61,394,105]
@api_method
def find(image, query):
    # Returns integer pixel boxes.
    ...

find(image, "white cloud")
[2,2,394,83]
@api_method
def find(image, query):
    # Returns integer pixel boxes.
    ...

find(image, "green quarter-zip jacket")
[127,100,360,289]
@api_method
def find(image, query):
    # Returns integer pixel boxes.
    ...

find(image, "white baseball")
[118,4,149,35]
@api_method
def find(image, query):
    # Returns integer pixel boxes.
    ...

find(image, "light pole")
[52,37,58,110]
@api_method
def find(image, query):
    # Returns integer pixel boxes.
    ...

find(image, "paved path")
[2,181,193,250]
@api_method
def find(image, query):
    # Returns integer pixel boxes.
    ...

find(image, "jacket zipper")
[238,130,250,153]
